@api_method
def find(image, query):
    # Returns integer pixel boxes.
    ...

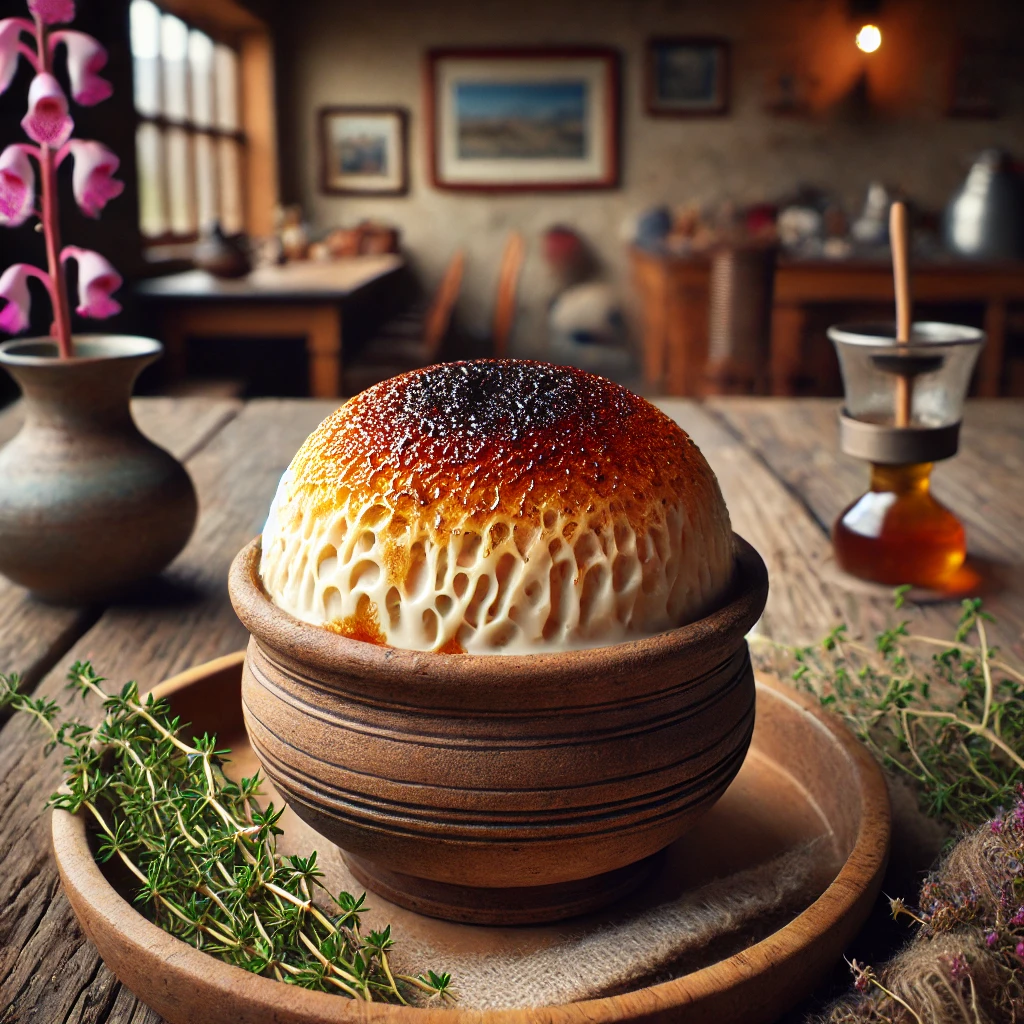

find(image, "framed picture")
[947,43,999,118]
[319,106,409,196]
[763,62,816,117]
[646,38,730,117]
[426,48,620,192]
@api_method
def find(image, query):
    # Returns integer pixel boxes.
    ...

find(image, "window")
[130,0,245,245]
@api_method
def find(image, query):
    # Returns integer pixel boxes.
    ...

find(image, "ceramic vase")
[0,335,198,603]
[193,222,252,279]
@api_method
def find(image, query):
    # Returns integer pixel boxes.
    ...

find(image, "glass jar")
[828,322,984,589]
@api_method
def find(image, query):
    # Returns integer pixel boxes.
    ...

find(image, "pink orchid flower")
[27,0,75,26]
[0,263,37,333]
[64,140,122,217]
[0,144,35,226]
[61,246,121,318]
[0,5,118,358]
[0,19,30,97]
[21,72,73,147]
[50,30,111,106]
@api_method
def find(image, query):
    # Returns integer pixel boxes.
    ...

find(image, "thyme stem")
[1,662,453,1004]
[753,597,1024,827]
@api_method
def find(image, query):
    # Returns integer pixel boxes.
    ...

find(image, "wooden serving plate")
[52,653,890,1024]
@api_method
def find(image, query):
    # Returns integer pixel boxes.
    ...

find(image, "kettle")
[943,149,1024,260]
[194,222,252,279]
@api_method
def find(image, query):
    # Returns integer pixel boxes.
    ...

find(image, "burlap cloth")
[395,843,826,1009]
[276,753,841,1010]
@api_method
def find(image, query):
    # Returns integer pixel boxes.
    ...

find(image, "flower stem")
[34,15,73,358]
[17,42,41,70]
[868,977,924,1024]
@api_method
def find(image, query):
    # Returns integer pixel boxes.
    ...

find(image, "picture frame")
[318,106,409,196]
[947,43,999,119]
[763,61,816,117]
[426,47,620,192]
[645,37,730,117]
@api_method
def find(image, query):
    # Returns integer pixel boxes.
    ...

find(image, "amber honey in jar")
[832,461,966,588]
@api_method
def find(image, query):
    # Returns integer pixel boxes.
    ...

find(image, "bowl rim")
[228,533,769,684]
[0,334,163,365]
[51,660,891,1024]
[827,321,985,349]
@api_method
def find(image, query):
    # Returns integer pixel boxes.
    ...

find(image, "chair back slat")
[423,250,466,360]
[703,244,777,395]
[491,232,526,358]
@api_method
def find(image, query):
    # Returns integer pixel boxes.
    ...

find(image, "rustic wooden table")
[136,256,406,398]
[0,397,1021,1022]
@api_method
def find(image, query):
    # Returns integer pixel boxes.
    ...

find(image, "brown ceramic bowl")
[228,534,768,924]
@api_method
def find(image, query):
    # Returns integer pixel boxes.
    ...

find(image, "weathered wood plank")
[0,399,336,1024]
[704,398,1023,563]
[705,397,1024,562]
[0,398,242,696]
[132,397,245,464]
[955,400,1024,474]
[0,396,243,464]
[706,397,1024,657]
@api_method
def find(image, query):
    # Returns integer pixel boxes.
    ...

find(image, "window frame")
[131,2,247,248]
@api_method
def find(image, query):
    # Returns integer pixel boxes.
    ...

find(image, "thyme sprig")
[0,662,455,1005]
[752,596,1024,828]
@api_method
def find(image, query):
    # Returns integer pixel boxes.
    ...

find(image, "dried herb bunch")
[752,595,1024,1023]
[0,661,454,1005]
[827,789,1024,1023]
[752,596,1024,829]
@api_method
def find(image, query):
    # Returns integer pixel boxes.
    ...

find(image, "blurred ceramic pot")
[944,149,1024,261]
[194,222,252,278]
[0,335,197,603]
[229,534,768,925]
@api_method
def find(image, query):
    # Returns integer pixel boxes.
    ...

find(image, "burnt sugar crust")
[260,361,734,653]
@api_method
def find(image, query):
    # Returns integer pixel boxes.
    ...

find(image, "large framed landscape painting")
[427,48,619,192]
[319,106,409,195]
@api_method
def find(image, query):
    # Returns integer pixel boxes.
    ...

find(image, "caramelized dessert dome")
[260,360,734,653]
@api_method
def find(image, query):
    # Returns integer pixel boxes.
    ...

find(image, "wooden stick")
[890,201,913,427]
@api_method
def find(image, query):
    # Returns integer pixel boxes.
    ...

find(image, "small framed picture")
[947,43,999,118]
[318,106,409,196]
[646,38,730,117]
[426,48,620,192]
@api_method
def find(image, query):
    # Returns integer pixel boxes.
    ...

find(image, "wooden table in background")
[0,397,1021,1023]
[632,248,1024,397]
[137,255,405,398]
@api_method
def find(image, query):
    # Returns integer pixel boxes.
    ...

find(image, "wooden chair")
[343,250,465,394]
[491,232,525,358]
[702,244,777,396]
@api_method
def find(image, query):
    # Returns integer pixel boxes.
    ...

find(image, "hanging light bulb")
[856,24,882,52]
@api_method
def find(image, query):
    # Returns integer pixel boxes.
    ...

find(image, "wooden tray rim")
[51,651,891,1023]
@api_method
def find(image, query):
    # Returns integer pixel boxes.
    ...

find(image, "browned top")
[286,361,723,537]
